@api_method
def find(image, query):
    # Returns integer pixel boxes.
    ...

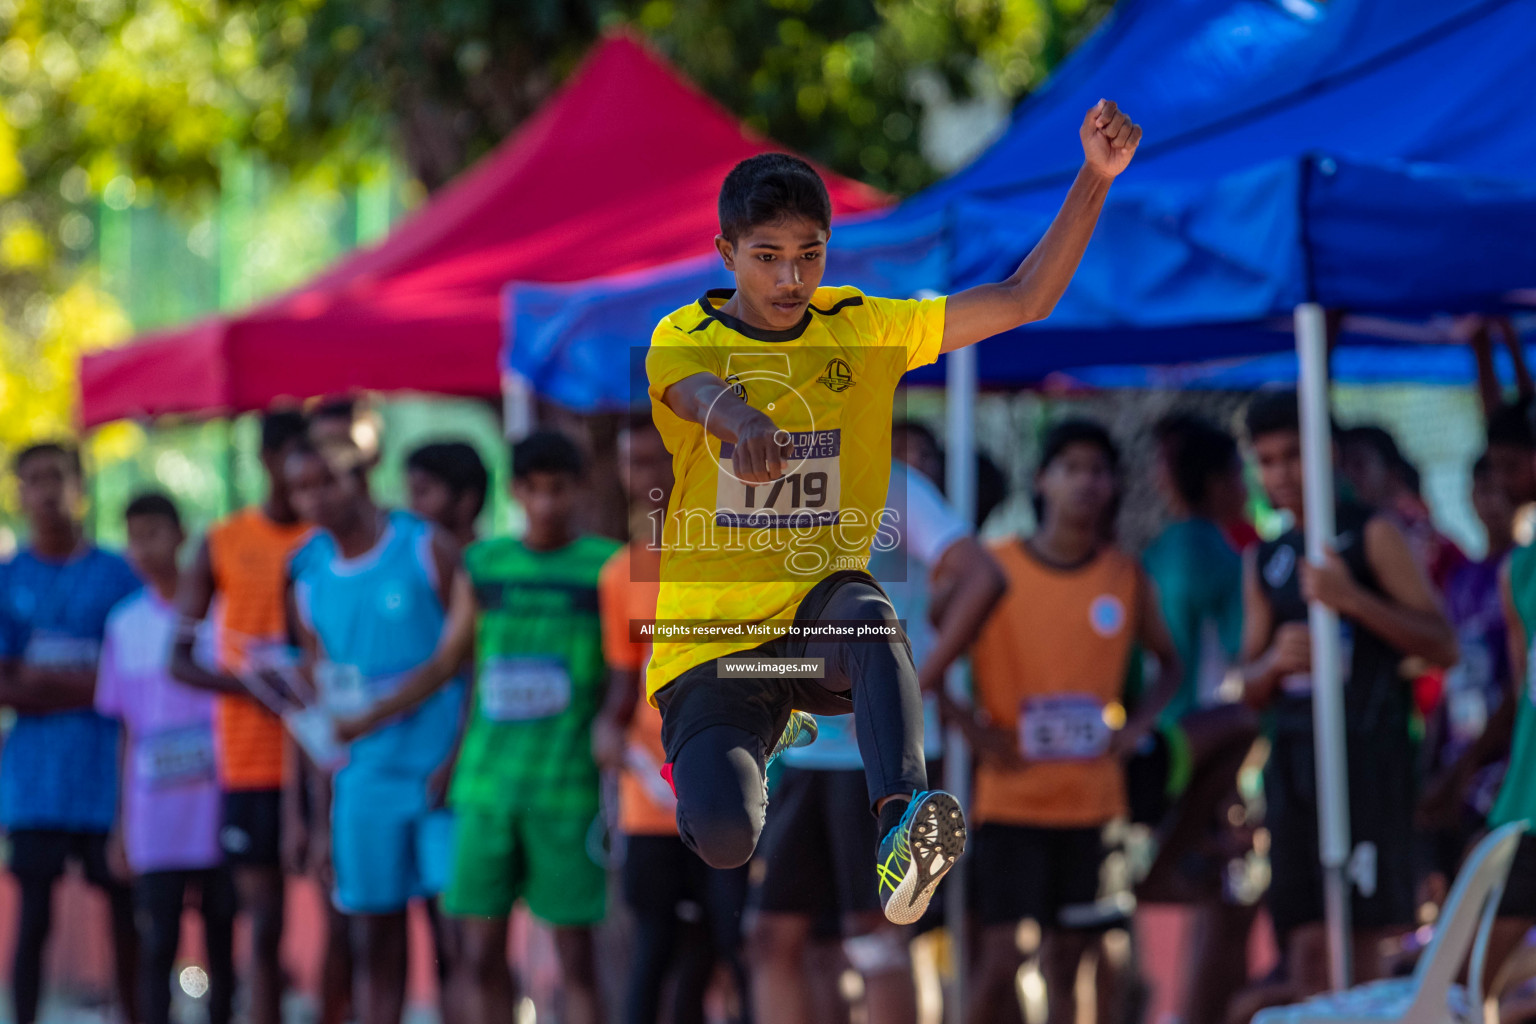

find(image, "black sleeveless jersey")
[1254,501,1412,741]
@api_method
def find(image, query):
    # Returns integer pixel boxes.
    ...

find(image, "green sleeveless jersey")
[449,534,620,814]
[1490,544,1536,828]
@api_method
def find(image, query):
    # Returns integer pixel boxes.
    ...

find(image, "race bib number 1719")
[716,429,841,529]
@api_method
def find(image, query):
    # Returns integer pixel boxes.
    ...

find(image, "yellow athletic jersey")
[643,285,945,700]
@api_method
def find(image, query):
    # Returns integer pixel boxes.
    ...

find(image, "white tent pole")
[1295,301,1353,992]
[944,340,977,1024]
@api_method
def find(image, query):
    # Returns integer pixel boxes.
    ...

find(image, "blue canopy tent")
[504,0,1536,393]
[1051,341,1536,390]
[907,0,1536,200]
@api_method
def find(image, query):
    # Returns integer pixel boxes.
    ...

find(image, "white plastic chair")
[1253,820,1528,1024]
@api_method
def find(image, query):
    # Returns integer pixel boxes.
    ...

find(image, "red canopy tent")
[79,32,890,428]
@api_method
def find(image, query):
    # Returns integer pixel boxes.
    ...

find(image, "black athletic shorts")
[1126,722,1196,827]
[1127,729,1172,826]
[753,767,881,920]
[1498,836,1536,920]
[654,571,891,768]
[969,823,1108,929]
[220,789,283,868]
[7,830,119,888]
[1264,732,1417,933]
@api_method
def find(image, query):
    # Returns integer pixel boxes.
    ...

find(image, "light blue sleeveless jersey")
[292,510,463,779]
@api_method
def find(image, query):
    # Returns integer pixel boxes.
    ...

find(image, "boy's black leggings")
[8,830,137,1024]
[136,867,238,1024]
[657,571,930,870]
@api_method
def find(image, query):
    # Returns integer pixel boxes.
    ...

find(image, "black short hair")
[309,397,357,423]
[407,442,489,518]
[14,442,82,478]
[1341,424,1421,494]
[511,430,585,481]
[892,418,940,451]
[1155,412,1240,508]
[125,491,181,530]
[1244,391,1301,443]
[261,410,310,455]
[718,154,832,242]
[618,409,661,438]
[1039,418,1119,474]
[1339,425,1403,466]
[1490,400,1536,451]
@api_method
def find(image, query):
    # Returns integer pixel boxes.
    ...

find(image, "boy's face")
[1037,442,1116,528]
[1338,440,1392,506]
[126,514,183,579]
[512,470,577,536]
[1210,459,1250,525]
[407,469,455,530]
[715,216,829,331]
[894,428,943,487]
[618,427,673,510]
[285,451,359,532]
[17,451,82,533]
[1472,470,1516,537]
[261,438,306,503]
[1253,430,1305,516]
[1486,441,1536,507]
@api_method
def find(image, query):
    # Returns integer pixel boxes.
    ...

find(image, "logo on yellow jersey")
[817,358,856,393]
[725,374,748,401]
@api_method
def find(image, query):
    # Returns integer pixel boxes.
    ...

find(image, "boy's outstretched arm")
[940,100,1141,355]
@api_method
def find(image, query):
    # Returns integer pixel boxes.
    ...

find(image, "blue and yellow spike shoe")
[767,709,819,766]
[877,790,967,925]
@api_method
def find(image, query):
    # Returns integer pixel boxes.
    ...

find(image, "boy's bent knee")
[681,811,760,869]
[670,726,767,868]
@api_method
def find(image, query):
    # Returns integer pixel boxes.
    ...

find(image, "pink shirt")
[95,589,223,873]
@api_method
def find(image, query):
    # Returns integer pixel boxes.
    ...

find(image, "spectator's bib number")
[480,658,571,722]
[1446,637,1493,746]
[316,661,371,718]
[23,633,99,669]
[1019,695,1112,761]
[715,429,841,529]
[137,726,216,788]
[1448,685,1490,746]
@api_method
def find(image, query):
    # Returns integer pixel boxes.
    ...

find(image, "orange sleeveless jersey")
[969,540,1140,828]
[206,508,312,792]
[598,543,676,837]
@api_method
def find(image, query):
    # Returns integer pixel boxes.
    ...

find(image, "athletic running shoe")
[767,709,819,765]
[876,790,967,925]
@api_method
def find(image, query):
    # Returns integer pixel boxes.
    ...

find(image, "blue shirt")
[0,546,141,831]
[784,462,967,770]
[291,511,463,782]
